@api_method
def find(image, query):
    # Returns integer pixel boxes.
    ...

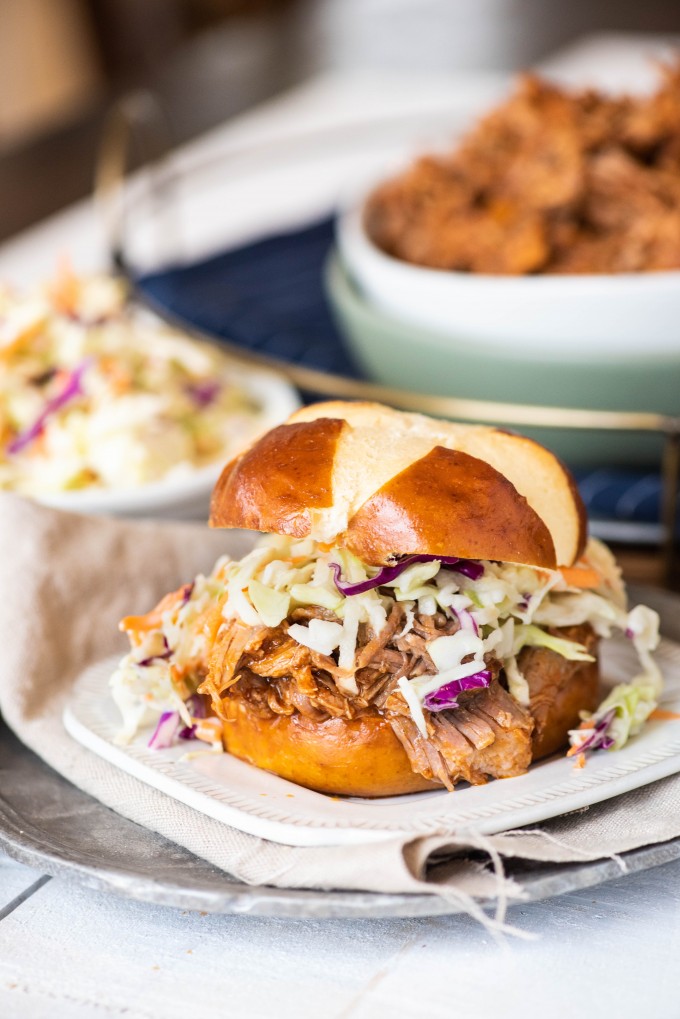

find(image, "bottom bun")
[522,627,601,761]
[220,700,437,797]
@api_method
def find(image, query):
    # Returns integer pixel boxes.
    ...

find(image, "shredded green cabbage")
[568,603,663,755]
[590,680,659,750]
[513,624,596,662]
[111,534,662,757]
[248,579,290,628]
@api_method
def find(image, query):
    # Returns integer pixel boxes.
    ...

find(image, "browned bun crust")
[210,418,345,538]
[220,700,437,797]
[210,402,587,568]
[219,645,600,797]
[346,445,556,569]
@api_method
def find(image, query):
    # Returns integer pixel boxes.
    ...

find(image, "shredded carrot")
[193,718,223,745]
[273,555,312,566]
[99,356,132,394]
[119,582,192,634]
[199,599,228,646]
[560,565,602,589]
[119,611,164,635]
[0,317,44,361]
[650,709,680,721]
[28,431,48,457]
[574,753,586,769]
[49,257,80,315]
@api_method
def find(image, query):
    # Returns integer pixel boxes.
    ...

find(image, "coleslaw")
[0,268,268,494]
[111,533,663,760]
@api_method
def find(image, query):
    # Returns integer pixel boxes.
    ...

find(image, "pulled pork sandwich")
[111,402,662,796]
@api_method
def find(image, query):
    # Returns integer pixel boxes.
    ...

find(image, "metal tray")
[1,584,679,919]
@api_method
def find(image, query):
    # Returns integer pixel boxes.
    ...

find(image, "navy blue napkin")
[139,219,360,378]
[137,217,668,540]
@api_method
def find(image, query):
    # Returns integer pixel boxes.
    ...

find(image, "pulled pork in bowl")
[338,64,680,354]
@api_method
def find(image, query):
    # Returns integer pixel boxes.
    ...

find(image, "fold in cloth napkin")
[1,493,679,920]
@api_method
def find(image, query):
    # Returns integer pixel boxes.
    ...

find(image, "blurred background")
[2,0,680,241]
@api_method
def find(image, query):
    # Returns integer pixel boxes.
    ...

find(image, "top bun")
[210,402,586,568]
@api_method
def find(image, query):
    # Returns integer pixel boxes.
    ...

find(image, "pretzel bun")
[210,401,586,568]
[220,699,437,796]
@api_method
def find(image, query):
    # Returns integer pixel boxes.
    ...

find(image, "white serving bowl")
[337,198,680,357]
[36,368,300,520]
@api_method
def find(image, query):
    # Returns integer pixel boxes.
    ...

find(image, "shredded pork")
[201,601,567,790]
[366,66,680,274]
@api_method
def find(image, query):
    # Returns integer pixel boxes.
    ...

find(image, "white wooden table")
[1,852,680,1018]
[2,35,680,1018]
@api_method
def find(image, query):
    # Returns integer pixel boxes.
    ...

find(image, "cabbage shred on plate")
[0,268,264,494]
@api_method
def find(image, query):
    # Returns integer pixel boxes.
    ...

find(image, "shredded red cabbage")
[423,669,492,712]
[148,695,208,747]
[178,694,208,740]
[179,581,195,608]
[138,635,172,668]
[138,649,172,667]
[147,711,181,750]
[185,379,221,408]
[65,310,114,327]
[7,357,92,455]
[451,607,479,636]
[330,555,483,596]
[574,709,616,755]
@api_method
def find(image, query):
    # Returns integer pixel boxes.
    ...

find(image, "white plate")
[64,635,680,847]
[35,368,300,520]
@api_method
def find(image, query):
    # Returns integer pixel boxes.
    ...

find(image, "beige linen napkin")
[1,492,679,918]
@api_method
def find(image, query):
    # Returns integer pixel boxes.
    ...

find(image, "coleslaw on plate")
[0,268,270,495]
